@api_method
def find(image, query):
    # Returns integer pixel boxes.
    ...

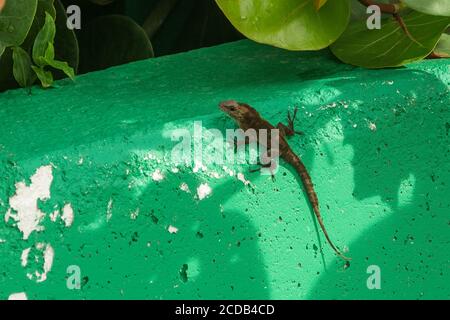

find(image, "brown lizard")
[220,100,350,261]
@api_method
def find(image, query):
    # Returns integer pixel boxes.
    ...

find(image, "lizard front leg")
[277,107,304,137]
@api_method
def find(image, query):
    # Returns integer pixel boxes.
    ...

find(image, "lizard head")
[219,100,259,124]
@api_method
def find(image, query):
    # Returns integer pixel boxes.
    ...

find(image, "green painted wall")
[0,40,448,300]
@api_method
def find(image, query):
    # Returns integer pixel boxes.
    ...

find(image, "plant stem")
[358,0,401,14]
[393,13,421,46]
[358,0,419,44]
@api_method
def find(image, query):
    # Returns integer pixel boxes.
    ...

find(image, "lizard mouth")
[219,100,238,112]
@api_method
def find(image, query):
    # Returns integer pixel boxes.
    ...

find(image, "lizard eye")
[223,104,236,111]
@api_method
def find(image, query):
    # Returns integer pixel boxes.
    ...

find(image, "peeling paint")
[21,248,30,267]
[151,169,165,182]
[193,162,207,174]
[6,165,53,239]
[50,209,59,222]
[61,204,74,227]
[208,171,222,179]
[168,225,178,234]
[179,182,190,193]
[222,166,235,176]
[22,243,54,283]
[8,292,27,300]
[237,173,251,186]
[197,183,212,200]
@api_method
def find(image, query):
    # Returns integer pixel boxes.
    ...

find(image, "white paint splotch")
[8,292,28,300]
[179,182,190,193]
[197,183,212,200]
[151,169,165,182]
[6,165,53,240]
[40,244,55,283]
[237,173,251,186]
[3,165,76,284]
[168,225,179,234]
[21,248,31,267]
[106,198,113,222]
[22,243,54,283]
[49,209,59,222]
[61,204,74,227]
[5,165,75,238]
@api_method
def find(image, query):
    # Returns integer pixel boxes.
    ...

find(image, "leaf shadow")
[304,67,450,299]
[2,160,271,299]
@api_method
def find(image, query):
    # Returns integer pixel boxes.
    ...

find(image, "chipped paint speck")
[197,183,212,200]
[106,199,113,222]
[130,208,139,220]
[22,243,54,283]
[179,182,190,193]
[61,204,74,227]
[237,173,251,186]
[8,292,27,300]
[168,225,178,234]
[151,169,165,182]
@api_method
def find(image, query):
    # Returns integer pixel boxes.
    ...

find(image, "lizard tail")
[283,152,351,261]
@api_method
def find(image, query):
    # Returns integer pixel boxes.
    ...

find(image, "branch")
[358,0,401,14]
[358,0,420,44]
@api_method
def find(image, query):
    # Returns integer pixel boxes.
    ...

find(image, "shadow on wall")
[0,42,448,299]
[0,158,269,299]
[306,68,449,299]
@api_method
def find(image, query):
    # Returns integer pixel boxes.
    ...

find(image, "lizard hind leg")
[277,107,304,137]
[249,162,276,181]
[249,151,279,181]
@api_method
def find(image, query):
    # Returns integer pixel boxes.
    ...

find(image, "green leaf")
[38,0,56,18]
[314,0,328,11]
[350,0,392,21]
[215,0,351,50]
[12,46,34,87]
[53,0,79,75]
[22,0,56,53]
[32,12,56,67]
[78,15,153,73]
[23,0,78,78]
[44,41,55,61]
[150,0,242,56]
[403,0,450,17]
[434,33,450,57]
[0,0,38,57]
[43,41,75,79]
[31,65,53,87]
[330,11,450,68]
